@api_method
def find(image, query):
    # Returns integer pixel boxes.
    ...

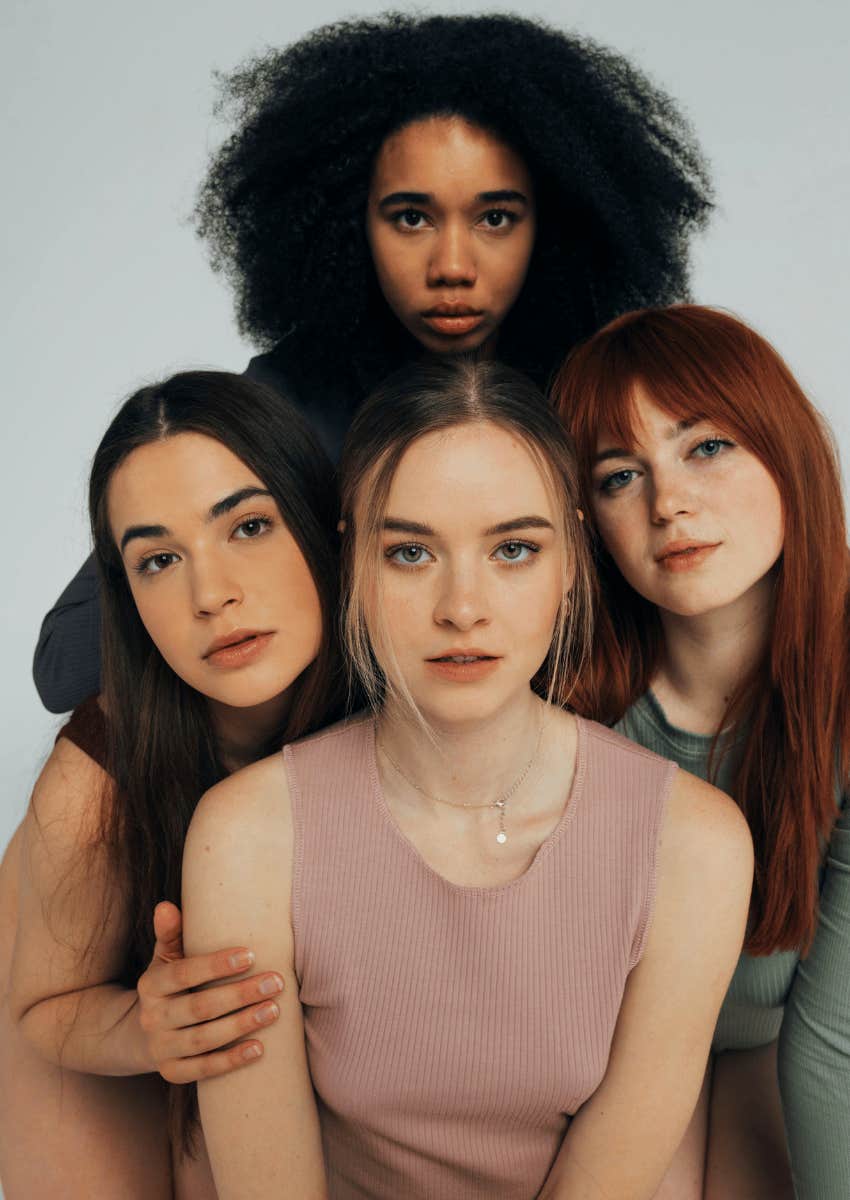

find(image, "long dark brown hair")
[88,370,343,1145]
[552,306,850,955]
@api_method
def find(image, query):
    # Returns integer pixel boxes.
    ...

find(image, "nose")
[427,221,477,288]
[433,562,490,632]
[191,556,243,617]
[650,467,696,525]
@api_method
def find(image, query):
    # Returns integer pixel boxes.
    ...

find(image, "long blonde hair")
[337,358,594,720]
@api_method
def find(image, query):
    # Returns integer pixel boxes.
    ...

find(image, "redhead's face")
[366,116,536,357]
[108,433,322,709]
[590,387,784,620]
[365,422,564,727]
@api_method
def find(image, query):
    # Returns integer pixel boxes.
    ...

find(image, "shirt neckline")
[365,712,587,896]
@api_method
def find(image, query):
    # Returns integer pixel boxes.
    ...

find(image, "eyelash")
[389,208,520,232]
[384,539,541,568]
[598,436,736,494]
[133,514,274,576]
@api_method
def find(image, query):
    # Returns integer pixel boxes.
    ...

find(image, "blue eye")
[692,438,733,459]
[493,540,538,564]
[600,468,638,493]
[386,543,434,566]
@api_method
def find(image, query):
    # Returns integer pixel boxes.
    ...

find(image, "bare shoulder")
[182,752,294,959]
[28,736,112,844]
[652,769,753,948]
[663,769,753,872]
[188,751,290,842]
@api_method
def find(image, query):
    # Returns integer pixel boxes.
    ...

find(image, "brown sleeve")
[55,695,108,771]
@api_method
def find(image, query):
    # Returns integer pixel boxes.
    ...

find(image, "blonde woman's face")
[108,432,322,709]
[368,421,565,726]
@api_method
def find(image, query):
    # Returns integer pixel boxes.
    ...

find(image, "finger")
[152,901,184,961]
[145,947,258,998]
[164,972,284,1028]
[160,1038,266,1086]
[162,1002,280,1074]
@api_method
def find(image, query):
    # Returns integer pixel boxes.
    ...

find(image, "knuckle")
[171,961,190,991]
[188,1026,208,1054]
[189,992,211,1023]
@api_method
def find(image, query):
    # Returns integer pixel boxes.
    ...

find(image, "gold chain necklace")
[378,712,545,847]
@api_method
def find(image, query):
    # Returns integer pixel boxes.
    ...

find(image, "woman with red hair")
[553,305,850,1199]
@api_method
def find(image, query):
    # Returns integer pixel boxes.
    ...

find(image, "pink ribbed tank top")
[284,713,675,1200]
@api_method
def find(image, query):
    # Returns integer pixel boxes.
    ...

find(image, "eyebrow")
[593,418,701,466]
[119,486,272,554]
[382,515,554,537]
[378,189,529,210]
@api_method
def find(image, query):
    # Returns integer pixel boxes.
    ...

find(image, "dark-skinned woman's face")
[366,116,536,357]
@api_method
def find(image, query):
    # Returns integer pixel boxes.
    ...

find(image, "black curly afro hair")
[195,11,712,395]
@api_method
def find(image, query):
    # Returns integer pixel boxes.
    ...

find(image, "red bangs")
[551,304,850,957]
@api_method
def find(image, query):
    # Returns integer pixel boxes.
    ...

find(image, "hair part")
[337,358,594,729]
[552,304,850,955]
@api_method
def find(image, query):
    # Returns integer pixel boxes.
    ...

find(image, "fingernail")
[242,1043,262,1061]
[229,950,254,970]
[259,973,283,996]
[255,1002,279,1024]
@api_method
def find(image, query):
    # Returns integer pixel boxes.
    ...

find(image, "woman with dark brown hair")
[553,305,850,1199]
[2,371,343,1197]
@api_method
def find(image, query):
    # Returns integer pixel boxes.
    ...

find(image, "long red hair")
[552,305,850,954]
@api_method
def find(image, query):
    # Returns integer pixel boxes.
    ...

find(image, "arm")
[777,795,850,1199]
[9,740,284,1079]
[33,554,102,712]
[182,754,328,1200]
[539,770,754,1200]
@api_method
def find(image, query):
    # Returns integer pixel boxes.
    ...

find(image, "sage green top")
[615,691,850,1200]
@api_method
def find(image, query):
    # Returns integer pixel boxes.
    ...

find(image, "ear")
[577,508,585,523]
[337,519,347,534]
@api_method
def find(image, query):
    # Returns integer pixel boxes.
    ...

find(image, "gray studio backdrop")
[2,2,848,867]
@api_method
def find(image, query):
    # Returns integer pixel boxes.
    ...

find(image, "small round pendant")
[496,831,507,845]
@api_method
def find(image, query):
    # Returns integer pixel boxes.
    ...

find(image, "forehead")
[385,422,553,525]
[107,432,263,529]
[370,115,531,194]
[595,382,697,452]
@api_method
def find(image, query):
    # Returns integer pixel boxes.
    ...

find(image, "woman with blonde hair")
[183,359,752,1199]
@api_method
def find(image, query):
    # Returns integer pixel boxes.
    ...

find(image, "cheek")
[130,583,189,669]
[275,558,324,654]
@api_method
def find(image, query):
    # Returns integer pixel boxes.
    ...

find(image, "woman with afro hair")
[33,10,712,716]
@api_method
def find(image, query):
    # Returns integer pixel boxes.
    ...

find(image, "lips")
[655,541,721,573]
[203,629,275,669]
[425,649,501,682]
[421,303,485,337]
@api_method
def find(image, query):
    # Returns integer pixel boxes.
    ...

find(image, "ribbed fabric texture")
[285,713,675,1200]
[615,691,799,1050]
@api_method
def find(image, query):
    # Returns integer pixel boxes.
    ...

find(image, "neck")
[652,573,775,734]
[378,687,544,805]
[208,689,292,774]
